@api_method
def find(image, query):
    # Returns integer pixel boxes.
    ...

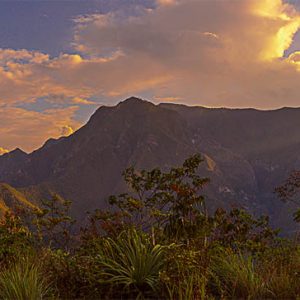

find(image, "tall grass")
[164,272,208,300]
[260,248,300,298]
[97,229,166,298]
[0,258,50,300]
[160,246,210,300]
[211,250,267,299]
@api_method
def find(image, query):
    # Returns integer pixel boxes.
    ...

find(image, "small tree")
[275,170,300,222]
[31,194,76,250]
[0,211,33,264]
[91,154,210,244]
[211,208,279,253]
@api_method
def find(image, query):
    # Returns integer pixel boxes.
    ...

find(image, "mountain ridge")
[0,97,299,232]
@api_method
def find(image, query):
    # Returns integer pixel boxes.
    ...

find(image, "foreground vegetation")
[1,154,300,299]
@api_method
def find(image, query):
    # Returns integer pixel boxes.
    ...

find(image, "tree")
[31,194,76,249]
[89,154,210,243]
[275,170,300,222]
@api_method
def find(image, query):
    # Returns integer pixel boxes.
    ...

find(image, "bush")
[160,244,210,300]
[41,248,100,299]
[0,212,33,264]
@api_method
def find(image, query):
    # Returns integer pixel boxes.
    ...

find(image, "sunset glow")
[1,0,300,152]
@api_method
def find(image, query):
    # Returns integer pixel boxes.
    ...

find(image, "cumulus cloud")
[1,0,300,151]
[72,0,300,108]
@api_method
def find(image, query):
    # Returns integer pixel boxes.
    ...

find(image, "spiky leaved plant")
[0,258,51,300]
[97,229,166,298]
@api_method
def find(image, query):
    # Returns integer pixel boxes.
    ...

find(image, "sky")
[1,0,300,153]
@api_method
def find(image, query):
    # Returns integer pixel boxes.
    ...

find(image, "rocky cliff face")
[1,97,299,232]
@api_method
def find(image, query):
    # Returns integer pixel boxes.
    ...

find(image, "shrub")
[41,249,99,299]
[160,244,210,300]
[0,212,33,265]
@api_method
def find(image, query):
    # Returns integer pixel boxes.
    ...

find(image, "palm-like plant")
[97,229,165,298]
[0,258,50,300]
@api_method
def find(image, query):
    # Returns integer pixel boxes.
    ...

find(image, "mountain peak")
[5,148,27,158]
[118,96,152,107]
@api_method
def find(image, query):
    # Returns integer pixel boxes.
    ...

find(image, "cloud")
[0,147,9,155]
[0,106,80,152]
[1,0,300,150]
[4,0,299,110]
[289,50,300,63]
[156,0,176,6]
[61,125,74,136]
[72,0,300,108]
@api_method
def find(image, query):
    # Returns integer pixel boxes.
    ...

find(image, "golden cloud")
[156,0,176,6]
[0,106,80,152]
[0,147,9,155]
[70,0,300,108]
[61,125,74,137]
[1,0,300,150]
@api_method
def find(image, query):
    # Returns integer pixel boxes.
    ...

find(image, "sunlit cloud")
[0,147,9,155]
[1,0,300,151]
[61,125,74,137]
[156,0,177,6]
[202,32,219,39]
[71,0,300,108]
[0,106,80,152]
[154,96,182,102]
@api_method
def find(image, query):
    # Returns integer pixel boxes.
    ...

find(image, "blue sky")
[0,0,298,55]
[0,0,155,124]
[0,0,154,56]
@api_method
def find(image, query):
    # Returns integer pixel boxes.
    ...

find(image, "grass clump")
[0,258,50,300]
[211,250,267,299]
[96,229,166,298]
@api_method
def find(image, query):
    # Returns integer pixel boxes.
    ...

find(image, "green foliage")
[1,154,300,299]
[259,245,300,298]
[96,229,166,298]
[211,249,267,299]
[31,194,76,249]
[0,212,33,264]
[211,208,279,253]
[106,154,210,243]
[0,258,50,300]
[275,170,300,222]
[41,249,99,299]
[160,244,210,300]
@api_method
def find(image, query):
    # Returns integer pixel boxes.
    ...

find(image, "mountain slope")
[0,183,37,216]
[0,97,299,232]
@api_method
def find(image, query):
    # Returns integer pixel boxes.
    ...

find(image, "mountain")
[0,97,299,232]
